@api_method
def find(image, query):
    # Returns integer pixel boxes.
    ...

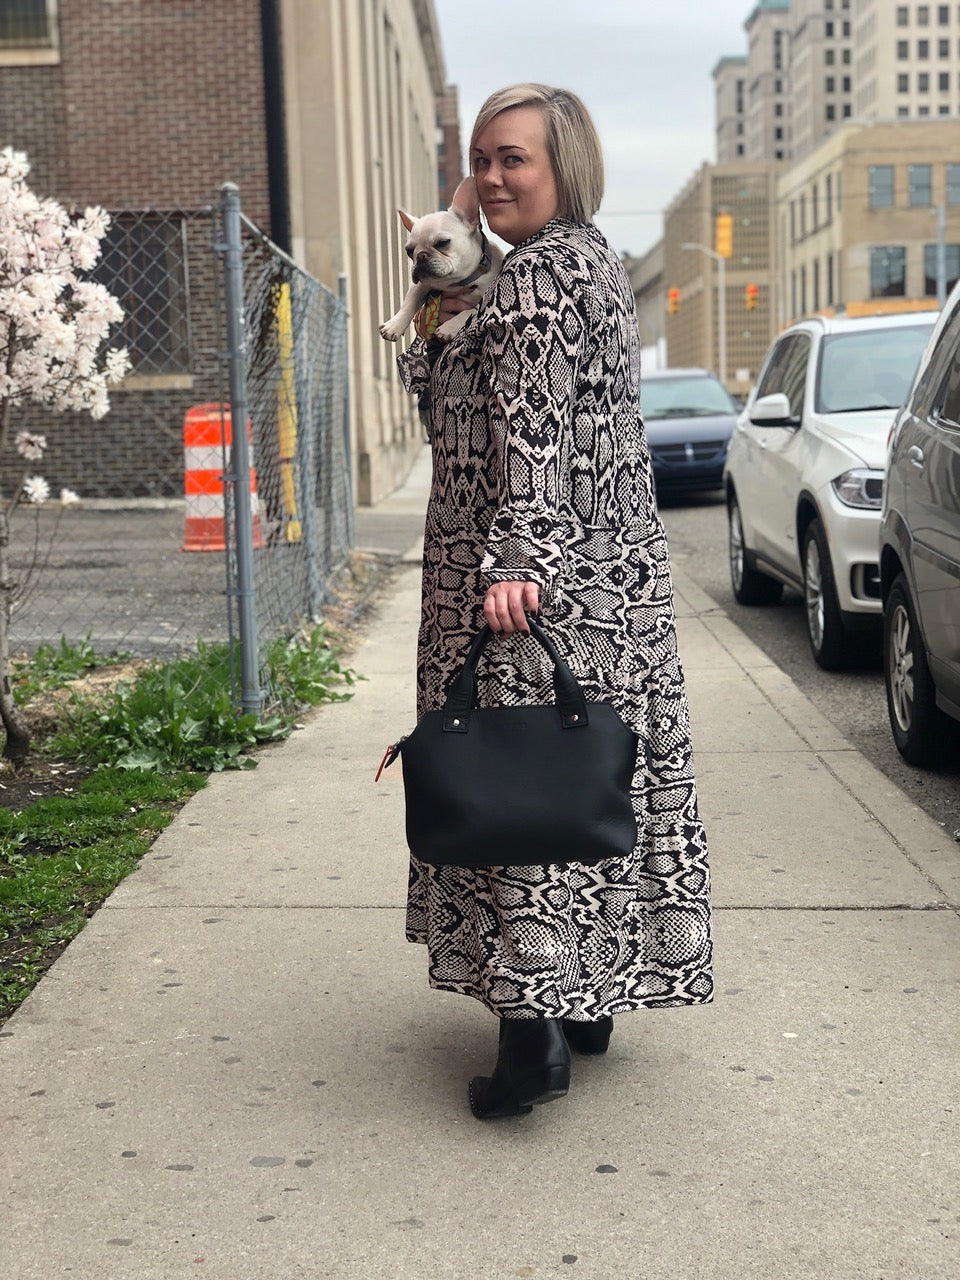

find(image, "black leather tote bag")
[379,618,639,868]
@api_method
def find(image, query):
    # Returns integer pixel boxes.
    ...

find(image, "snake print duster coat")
[398,217,712,1019]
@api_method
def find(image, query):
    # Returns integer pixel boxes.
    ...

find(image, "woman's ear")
[448,176,480,229]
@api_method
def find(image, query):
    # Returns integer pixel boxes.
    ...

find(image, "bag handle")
[442,617,589,731]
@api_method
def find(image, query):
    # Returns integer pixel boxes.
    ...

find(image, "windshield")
[641,375,737,418]
[816,323,935,413]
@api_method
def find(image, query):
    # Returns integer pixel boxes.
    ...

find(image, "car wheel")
[728,493,783,605]
[802,519,850,670]
[884,574,948,766]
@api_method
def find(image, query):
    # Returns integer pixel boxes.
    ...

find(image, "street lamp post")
[682,241,727,391]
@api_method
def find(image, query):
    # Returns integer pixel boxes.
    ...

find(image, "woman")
[397,84,712,1120]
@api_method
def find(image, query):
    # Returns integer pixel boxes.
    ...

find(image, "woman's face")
[471,105,560,247]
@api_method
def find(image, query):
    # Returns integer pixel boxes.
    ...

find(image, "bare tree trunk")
[0,504,30,766]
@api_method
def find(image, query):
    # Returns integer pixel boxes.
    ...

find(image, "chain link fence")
[6,195,353,680]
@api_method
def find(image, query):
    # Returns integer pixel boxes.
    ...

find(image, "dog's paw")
[379,319,404,342]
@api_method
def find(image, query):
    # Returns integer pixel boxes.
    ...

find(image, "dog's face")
[398,176,483,285]
[399,208,481,284]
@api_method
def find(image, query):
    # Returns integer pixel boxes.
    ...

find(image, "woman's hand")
[414,288,476,339]
[484,580,540,634]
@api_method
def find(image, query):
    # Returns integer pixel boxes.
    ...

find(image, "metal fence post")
[219,183,262,715]
[338,273,354,546]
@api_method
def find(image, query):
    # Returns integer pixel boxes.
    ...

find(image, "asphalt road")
[658,489,960,839]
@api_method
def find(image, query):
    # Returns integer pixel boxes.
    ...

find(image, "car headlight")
[831,468,884,509]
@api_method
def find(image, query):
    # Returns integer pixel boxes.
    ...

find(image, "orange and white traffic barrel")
[182,403,264,552]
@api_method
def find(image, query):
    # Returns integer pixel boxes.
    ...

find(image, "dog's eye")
[405,245,414,257]
[434,238,451,250]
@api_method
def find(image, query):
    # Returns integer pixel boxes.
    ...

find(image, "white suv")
[724,310,937,669]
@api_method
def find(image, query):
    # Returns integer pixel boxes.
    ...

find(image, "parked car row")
[640,290,960,768]
[713,293,960,768]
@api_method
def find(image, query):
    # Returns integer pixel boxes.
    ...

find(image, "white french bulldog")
[379,175,503,342]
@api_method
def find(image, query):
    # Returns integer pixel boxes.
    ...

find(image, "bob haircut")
[469,84,604,224]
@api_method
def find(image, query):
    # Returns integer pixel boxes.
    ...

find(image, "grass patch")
[1,625,358,1023]
[0,769,206,1017]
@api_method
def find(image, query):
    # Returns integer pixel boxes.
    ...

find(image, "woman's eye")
[503,154,523,167]
[434,238,450,250]
[473,157,489,170]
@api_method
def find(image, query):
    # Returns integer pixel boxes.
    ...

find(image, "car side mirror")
[750,392,797,427]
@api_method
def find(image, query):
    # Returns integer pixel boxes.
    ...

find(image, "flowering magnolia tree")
[0,146,130,764]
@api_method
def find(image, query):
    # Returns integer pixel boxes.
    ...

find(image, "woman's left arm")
[480,252,586,634]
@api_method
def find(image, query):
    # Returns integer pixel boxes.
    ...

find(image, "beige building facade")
[281,0,448,505]
[744,0,792,162]
[714,55,748,163]
[856,0,960,120]
[777,119,960,326]
[663,163,779,394]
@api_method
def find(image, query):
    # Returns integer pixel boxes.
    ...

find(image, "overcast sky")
[432,0,751,259]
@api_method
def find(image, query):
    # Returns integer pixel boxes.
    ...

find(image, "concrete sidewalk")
[2,452,959,1279]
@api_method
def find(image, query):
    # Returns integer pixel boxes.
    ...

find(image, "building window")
[947,163,960,205]
[842,48,851,64]
[812,183,819,229]
[775,102,783,116]
[870,247,907,297]
[869,165,895,208]
[919,71,930,90]
[898,105,911,115]
[909,164,933,205]
[0,0,55,47]
[938,103,950,113]
[918,104,931,113]
[842,75,852,91]
[775,126,784,140]
[826,173,833,218]
[896,3,908,20]
[939,37,950,55]
[826,20,834,36]
[94,216,191,375]
[898,73,910,91]
[842,103,852,117]
[897,39,909,57]
[827,253,835,306]
[938,4,949,21]
[940,71,950,88]
[775,149,784,160]
[826,76,835,93]
[918,38,930,55]
[737,143,745,156]
[918,4,930,22]
[826,48,835,65]
[813,259,821,312]
[924,244,960,294]
[826,103,836,121]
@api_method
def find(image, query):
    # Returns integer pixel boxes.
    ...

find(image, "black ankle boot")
[469,1018,571,1119]
[561,1015,613,1055]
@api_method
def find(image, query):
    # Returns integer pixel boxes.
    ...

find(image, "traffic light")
[745,282,759,311]
[715,213,733,259]
[667,286,680,315]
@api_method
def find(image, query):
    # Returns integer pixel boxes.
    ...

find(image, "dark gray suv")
[880,281,960,764]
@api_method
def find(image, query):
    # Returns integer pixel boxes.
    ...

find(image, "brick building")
[0,0,449,503]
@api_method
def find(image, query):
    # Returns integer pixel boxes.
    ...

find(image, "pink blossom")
[15,431,46,461]
[22,475,50,505]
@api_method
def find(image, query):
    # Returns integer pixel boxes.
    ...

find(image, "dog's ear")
[448,177,480,229]
[398,209,416,232]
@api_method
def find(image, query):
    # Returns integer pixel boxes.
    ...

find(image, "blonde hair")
[469,84,604,223]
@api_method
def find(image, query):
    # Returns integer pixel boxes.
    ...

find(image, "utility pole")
[682,242,727,390]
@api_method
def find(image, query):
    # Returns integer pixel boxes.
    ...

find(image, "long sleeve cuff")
[397,338,433,397]
[480,506,564,593]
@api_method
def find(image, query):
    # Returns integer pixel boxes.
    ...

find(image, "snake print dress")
[397,217,712,1019]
